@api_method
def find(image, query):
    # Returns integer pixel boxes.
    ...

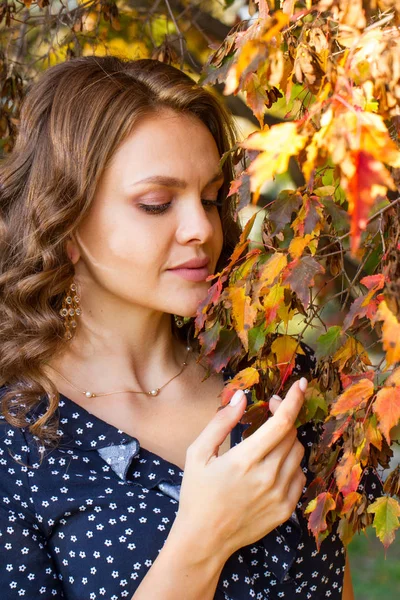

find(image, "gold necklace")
[45,346,192,398]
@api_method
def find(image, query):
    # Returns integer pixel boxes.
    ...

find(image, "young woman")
[0,56,354,599]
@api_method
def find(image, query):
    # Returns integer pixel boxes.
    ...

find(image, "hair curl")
[0,55,241,451]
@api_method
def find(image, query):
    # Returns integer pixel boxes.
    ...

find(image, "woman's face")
[69,109,224,318]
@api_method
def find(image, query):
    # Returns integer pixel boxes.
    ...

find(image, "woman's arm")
[130,519,226,600]
[342,554,355,600]
[131,381,307,599]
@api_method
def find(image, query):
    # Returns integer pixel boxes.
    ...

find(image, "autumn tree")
[1,0,400,549]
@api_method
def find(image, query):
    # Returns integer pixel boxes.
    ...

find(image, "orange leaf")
[373,386,400,445]
[220,367,260,405]
[305,492,336,550]
[229,286,258,351]
[375,300,400,367]
[331,378,374,416]
[335,451,363,497]
[386,367,400,387]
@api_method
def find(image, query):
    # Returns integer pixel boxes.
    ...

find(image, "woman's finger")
[233,378,307,464]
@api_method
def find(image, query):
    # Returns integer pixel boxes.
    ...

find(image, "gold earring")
[174,314,185,328]
[59,281,82,340]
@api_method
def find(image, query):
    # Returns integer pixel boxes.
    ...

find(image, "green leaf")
[248,324,267,358]
[367,496,400,549]
[322,197,350,235]
[315,326,343,361]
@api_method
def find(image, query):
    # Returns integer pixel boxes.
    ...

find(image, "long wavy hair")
[0,56,241,450]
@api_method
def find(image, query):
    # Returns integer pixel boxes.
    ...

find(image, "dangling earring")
[59,280,82,340]
[174,314,185,328]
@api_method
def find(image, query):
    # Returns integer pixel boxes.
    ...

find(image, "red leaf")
[284,256,325,308]
[343,150,394,254]
[305,492,337,550]
[343,274,385,331]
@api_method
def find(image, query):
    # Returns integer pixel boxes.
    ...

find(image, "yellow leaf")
[332,337,371,372]
[243,123,308,194]
[258,253,287,287]
[271,335,304,382]
[376,300,400,367]
[289,234,314,259]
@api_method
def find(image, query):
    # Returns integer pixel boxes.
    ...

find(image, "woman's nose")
[175,197,217,246]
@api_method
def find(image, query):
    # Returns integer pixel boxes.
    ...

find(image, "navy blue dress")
[0,360,380,599]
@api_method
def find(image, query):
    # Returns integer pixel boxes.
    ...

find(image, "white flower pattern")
[0,350,382,598]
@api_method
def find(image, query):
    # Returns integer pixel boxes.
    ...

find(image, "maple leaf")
[343,274,385,331]
[220,367,260,405]
[243,123,308,200]
[340,370,374,391]
[315,326,343,361]
[240,400,269,438]
[334,451,363,497]
[255,252,287,297]
[296,379,327,425]
[330,378,374,416]
[270,335,304,385]
[383,465,400,497]
[284,256,325,308]
[322,415,353,448]
[332,337,371,372]
[341,150,395,254]
[248,324,268,358]
[206,329,243,373]
[267,189,302,234]
[373,385,400,445]
[375,300,400,367]
[304,492,337,549]
[262,284,286,326]
[195,279,223,333]
[229,285,258,351]
[367,496,400,549]
[198,320,221,356]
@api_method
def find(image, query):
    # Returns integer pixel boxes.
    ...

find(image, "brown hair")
[0,55,241,449]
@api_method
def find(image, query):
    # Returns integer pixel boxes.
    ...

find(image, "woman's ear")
[65,235,81,265]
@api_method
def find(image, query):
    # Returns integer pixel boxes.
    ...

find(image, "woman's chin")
[177,284,213,313]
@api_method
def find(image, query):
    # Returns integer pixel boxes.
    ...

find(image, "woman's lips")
[167,266,210,282]
[167,257,210,281]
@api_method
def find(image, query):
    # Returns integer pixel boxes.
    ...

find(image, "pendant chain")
[45,346,192,398]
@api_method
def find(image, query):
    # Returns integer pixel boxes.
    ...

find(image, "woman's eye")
[138,199,222,216]
[202,199,222,211]
[138,202,171,215]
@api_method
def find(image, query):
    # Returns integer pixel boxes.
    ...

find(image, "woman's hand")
[173,378,308,564]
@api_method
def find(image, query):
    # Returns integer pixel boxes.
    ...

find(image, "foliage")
[195,0,400,550]
[1,0,400,550]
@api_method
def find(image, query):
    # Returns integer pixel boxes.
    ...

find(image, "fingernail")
[230,389,245,406]
[271,394,282,401]
[299,377,308,393]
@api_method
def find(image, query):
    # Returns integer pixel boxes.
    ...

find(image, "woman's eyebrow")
[129,172,225,189]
